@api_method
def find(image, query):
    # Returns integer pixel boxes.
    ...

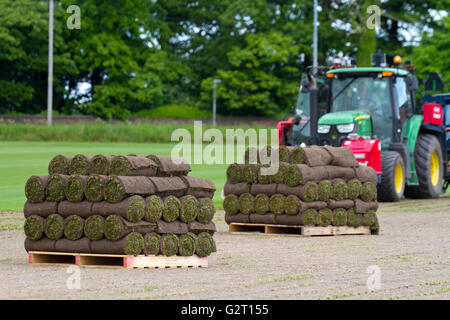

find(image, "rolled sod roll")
[244,147,260,164]
[48,155,73,175]
[85,175,106,202]
[347,208,362,227]
[239,193,254,215]
[223,194,239,215]
[24,215,44,240]
[104,215,156,241]
[69,154,93,175]
[284,164,328,186]
[249,213,277,224]
[24,201,58,218]
[63,215,85,241]
[44,214,64,240]
[364,210,380,234]
[324,165,355,181]
[258,145,272,160]
[91,195,145,223]
[104,176,155,203]
[271,162,289,184]
[318,180,333,202]
[254,194,269,214]
[144,195,163,223]
[284,195,301,215]
[226,163,243,184]
[179,195,198,223]
[224,182,250,196]
[288,146,304,164]
[84,215,105,240]
[250,184,278,197]
[269,194,285,214]
[257,165,272,184]
[46,174,69,201]
[65,175,87,202]
[196,232,216,257]
[143,232,160,255]
[179,232,197,256]
[301,201,328,213]
[298,146,333,167]
[162,196,181,222]
[150,176,187,198]
[55,237,91,253]
[354,199,379,214]
[225,212,250,224]
[157,220,189,234]
[110,155,158,176]
[279,146,290,163]
[332,179,348,201]
[327,199,354,209]
[347,179,362,200]
[303,209,318,226]
[275,213,303,225]
[160,233,179,256]
[361,182,377,202]
[181,176,216,199]
[25,176,49,203]
[58,201,92,218]
[354,165,378,185]
[318,208,333,227]
[90,155,114,175]
[90,232,144,255]
[323,146,359,167]
[24,237,56,252]
[147,155,191,176]
[197,198,215,224]
[332,208,348,226]
[277,183,318,202]
[241,164,258,183]
[188,221,216,235]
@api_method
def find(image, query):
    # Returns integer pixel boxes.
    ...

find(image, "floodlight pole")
[212,79,222,126]
[47,0,54,126]
[313,0,318,70]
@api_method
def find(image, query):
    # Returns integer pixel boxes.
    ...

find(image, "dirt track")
[1,196,449,300]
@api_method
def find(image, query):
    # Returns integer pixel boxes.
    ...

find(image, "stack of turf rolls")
[223,145,380,234]
[23,154,217,257]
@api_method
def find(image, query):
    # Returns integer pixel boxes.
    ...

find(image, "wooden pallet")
[28,251,208,269]
[229,223,371,237]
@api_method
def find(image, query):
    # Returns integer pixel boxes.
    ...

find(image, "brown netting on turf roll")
[104,176,155,203]
[324,165,355,181]
[24,215,44,240]
[277,183,318,202]
[55,237,91,253]
[144,195,163,223]
[332,208,348,226]
[249,213,277,224]
[197,198,215,224]
[90,232,144,255]
[223,194,239,215]
[109,155,158,176]
[148,176,187,198]
[188,221,216,235]
[269,194,285,214]
[162,196,181,222]
[24,201,58,218]
[250,184,278,197]
[84,215,105,240]
[275,213,303,225]
[181,176,216,199]
[143,232,160,255]
[104,215,156,241]
[361,182,377,202]
[90,155,114,175]
[91,195,145,222]
[354,199,379,214]
[179,233,197,256]
[179,195,198,223]
[323,146,359,167]
[25,176,49,203]
[58,201,92,218]
[225,212,250,224]
[254,194,269,214]
[226,163,244,184]
[354,165,377,185]
[301,201,327,213]
[347,179,362,199]
[160,233,179,256]
[157,220,189,234]
[327,199,354,209]
[332,178,348,201]
[147,155,191,176]
[239,193,254,215]
[63,215,85,241]
[85,175,106,202]
[69,154,93,175]
[65,175,87,202]
[46,174,69,201]
[224,182,249,196]
[299,146,333,167]
[44,214,64,240]
[24,237,56,252]
[48,155,73,175]
[318,208,333,227]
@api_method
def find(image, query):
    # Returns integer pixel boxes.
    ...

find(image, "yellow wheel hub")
[394,162,404,194]
[430,151,440,186]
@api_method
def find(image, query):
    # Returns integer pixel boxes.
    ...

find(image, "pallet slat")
[229,223,370,236]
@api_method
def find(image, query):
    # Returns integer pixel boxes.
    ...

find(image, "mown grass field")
[0,141,231,211]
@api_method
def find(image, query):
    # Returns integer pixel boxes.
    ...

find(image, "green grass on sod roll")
[239,193,254,214]
[254,194,269,214]
[125,232,144,255]
[347,209,362,227]
[145,195,164,222]
[223,194,239,215]
[25,176,47,203]
[127,195,146,222]
[332,208,347,226]
[104,176,125,203]
[288,146,305,164]
[279,146,289,163]
[303,209,318,226]
[163,196,181,222]
[242,164,257,183]
[226,163,242,184]
[303,182,319,202]
[333,181,348,201]
[161,234,179,256]
[48,155,71,175]
[24,215,44,240]
[65,175,85,202]
[144,232,161,255]
[284,195,300,215]
[197,198,215,223]
[269,194,285,214]
[361,182,377,202]
[318,208,333,227]
[347,179,362,199]
[85,175,105,202]
[257,165,271,184]
[104,215,125,241]
[271,163,287,184]
[69,154,91,175]
[196,232,215,257]
[44,214,64,240]
[84,215,104,240]
[180,196,198,223]
[63,215,84,240]
[46,174,67,201]
[179,233,196,256]
[318,180,332,202]
[90,155,109,175]
[362,210,378,227]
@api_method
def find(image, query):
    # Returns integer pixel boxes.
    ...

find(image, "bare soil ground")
[1,196,449,300]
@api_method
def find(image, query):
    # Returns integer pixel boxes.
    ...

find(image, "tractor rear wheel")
[378,151,405,202]
[404,134,443,199]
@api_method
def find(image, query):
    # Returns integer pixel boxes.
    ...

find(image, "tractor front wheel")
[378,151,405,202]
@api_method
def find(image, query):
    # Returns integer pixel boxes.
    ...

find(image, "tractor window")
[393,77,410,110]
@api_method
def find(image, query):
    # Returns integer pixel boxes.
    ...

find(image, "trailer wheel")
[378,151,405,202]
[404,134,443,199]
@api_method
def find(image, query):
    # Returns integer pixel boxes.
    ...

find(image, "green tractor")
[279,56,449,202]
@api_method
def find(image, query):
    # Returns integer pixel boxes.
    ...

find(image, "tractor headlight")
[318,125,331,134]
[336,123,355,133]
